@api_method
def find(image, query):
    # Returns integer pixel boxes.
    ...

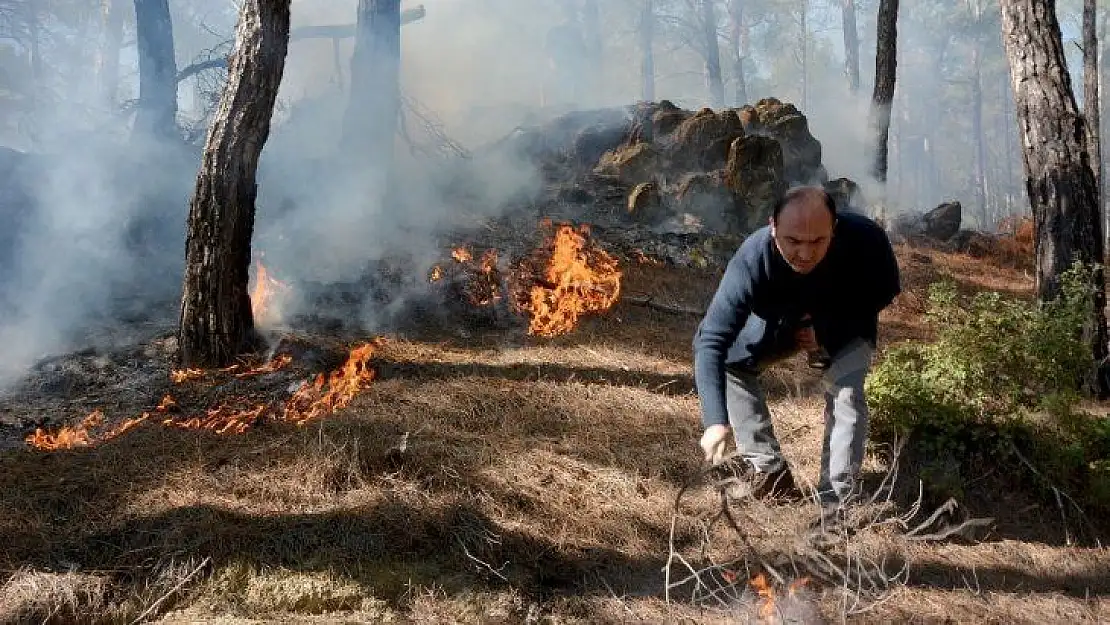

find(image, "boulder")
[627,181,665,222]
[670,107,745,171]
[922,201,962,241]
[738,98,825,185]
[669,171,736,232]
[594,142,660,186]
[724,134,786,232]
[823,177,865,214]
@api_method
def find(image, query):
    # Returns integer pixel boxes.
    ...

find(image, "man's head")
[769,186,837,274]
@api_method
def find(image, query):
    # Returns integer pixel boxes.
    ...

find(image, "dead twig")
[128,556,211,625]
[1009,443,1100,547]
[623,295,705,316]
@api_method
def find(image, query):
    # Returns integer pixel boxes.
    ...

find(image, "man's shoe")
[749,466,805,502]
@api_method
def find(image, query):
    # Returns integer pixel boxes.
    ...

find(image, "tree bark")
[133,0,178,141]
[1084,0,1102,217]
[342,0,401,181]
[700,0,724,108]
[727,0,748,106]
[999,0,1108,393]
[869,0,898,182]
[96,0,124,109]
[841,0,860,93]
[178,0,291,368]
[799,0,807,111]
[640,0,655,102]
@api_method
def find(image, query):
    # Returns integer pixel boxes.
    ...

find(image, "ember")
[516,221,622,337]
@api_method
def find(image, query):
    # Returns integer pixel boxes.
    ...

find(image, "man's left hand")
[795,325,818,352]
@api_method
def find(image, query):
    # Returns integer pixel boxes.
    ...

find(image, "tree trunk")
[869,0,898,182]
[133,0,178,141]
[342,0,401,181]
[799,0,807,111]
[972,43,988,220]
[178,0,291,368]
[999,0,1108,393]
[640,0,655,102]
[96,0,124,109]
[1084,0,1102,219]
[582,0,602,98]
[728,0,748,106]
[700,0,724,108]
[841,0,860,93]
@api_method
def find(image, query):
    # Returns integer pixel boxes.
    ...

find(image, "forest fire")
[517,221,622,337]
[26,342,381,450]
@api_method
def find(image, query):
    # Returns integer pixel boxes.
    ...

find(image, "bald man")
[692,186,901,520]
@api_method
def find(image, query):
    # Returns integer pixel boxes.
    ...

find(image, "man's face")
[770,198,835,274]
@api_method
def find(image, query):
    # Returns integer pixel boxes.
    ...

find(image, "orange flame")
[521,222,621,337]
[250,261,290,325]
[747,573,812,622]
[282,341,378,426]
[27,342,380,450]
[429,265,444,282]
[452,247,472,263]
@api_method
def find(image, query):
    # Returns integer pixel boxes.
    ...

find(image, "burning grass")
[2,239,1108,624]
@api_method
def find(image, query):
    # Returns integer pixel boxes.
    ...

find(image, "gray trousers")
[725,339,874,504]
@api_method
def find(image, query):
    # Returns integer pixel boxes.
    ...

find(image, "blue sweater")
[692,212,901,428]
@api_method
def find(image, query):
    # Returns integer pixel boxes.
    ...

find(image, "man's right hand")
[700,424,732,465]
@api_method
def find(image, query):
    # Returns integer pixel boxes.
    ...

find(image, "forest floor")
[1,238,1107,624]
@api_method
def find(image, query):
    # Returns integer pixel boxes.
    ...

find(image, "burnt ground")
[0,234,1107,624]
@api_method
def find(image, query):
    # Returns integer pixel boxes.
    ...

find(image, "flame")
[250,260,290,325]
[282,341,378,426]
[747,573,811,622]
[171,368,205,384]
[632,249,664,266]
[28,342,380,449]
[25,408,151,451]
[429,265,444,282]
[520,221,621,337]
[452,246,472,263]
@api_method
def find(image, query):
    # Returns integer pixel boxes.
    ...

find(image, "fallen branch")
[624,295,705,316]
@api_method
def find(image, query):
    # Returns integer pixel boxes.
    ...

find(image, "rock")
[739,98,824,185]
[669,171,736,232]
[571,123,630,169]
[670,107,745,171]
[922,201,962,241]
[823,177,865,214]
[725,134,786,232]
[594,142,659,186]
[651,100,690,137]
[627,181,665,222]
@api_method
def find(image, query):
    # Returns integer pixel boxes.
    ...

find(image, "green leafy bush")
[865,261,1110,511]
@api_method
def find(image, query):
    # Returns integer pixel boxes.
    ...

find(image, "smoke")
[0,0,1035,390]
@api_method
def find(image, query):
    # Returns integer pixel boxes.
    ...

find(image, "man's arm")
[693,251,756,429]
[870,227,901,315]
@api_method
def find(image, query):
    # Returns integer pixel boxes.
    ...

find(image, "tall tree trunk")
[972,44,989,220]
[342,0,401,182]
[842,0,860,93]
[96,0,124,110]
[869,0,899,182]
[640,0,655,102]
[133,0,178,141]
[727,0,747,106]
[799,0,807,111]
[582,0,602,99]
[1084,0,1102,223]
[178,0,292,368]
[700,0,724,108]
[999,0,1108,393]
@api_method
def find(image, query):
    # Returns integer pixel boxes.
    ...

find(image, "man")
[692,186,900,515]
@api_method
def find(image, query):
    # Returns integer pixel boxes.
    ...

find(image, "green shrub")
[865,260,1110,512]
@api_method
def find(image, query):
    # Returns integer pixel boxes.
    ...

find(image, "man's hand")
[795,314,819,352]
[700,424,732,465]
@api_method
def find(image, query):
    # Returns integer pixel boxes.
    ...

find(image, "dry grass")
[1,241,1107,624]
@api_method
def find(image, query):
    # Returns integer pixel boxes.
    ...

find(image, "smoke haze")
[0,0,1056,389]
